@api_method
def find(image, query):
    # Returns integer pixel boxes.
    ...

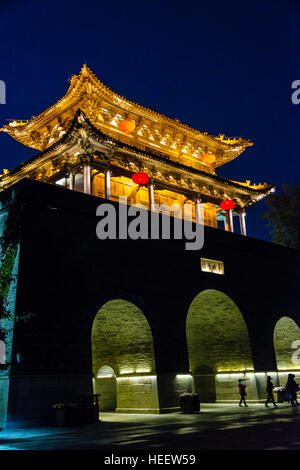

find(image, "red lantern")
[118,119,136,134]
[220,199,235,211]
[201,153,216,165]
[132,172,149,185]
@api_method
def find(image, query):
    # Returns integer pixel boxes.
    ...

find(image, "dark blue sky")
[0,0,299,241]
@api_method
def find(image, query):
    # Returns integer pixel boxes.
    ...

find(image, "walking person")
[238,379,248,407]
[286,374,299,407]
[265,376,277,407]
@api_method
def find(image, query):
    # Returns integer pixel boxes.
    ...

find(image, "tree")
[261,185,300,249]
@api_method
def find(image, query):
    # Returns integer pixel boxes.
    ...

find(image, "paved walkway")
[0,403,300,451]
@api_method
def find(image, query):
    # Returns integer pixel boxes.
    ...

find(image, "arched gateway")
[186,289,256,402]
[91,299,159,413]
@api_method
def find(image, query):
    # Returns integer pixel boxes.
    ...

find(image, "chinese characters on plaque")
[200,258,224,275]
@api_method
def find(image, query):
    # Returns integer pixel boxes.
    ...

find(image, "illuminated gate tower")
[2,66,298,428]
[0,64,274,229]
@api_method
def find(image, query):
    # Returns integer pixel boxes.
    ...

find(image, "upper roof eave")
[0,65,253,161]
[0,110,274,200]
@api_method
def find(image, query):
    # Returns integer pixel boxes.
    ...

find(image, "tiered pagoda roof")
[1,65,252,168]
[0,65,275,208]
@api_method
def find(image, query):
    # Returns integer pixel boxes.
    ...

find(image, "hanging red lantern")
[118,119,136,134]
[201,153,216,165]
[132,172,149,185]
[220,199,235,211]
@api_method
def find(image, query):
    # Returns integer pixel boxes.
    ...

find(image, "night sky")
[1,0,299,242]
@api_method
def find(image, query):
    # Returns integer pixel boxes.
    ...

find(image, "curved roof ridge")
[0,110,273,198]
[1,65,252,152]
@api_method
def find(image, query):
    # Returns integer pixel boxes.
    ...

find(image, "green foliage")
[0,201,21,339]
[261,185,300,249]
[0,246,17,317]
[0,199,34,343]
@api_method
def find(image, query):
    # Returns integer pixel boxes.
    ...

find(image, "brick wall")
[1,179,299,424]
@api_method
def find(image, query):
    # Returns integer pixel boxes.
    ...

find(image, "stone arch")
[186,289,256,402]
[94,365,116,411]
[91,299,159,413]
[274,316,300,387]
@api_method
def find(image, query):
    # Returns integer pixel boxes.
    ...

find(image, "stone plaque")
[200,257,224,275]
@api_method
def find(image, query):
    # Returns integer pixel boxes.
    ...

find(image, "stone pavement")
[0,403,300,451]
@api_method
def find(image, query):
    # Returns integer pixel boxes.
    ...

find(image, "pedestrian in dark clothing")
[238,379,248,407]
[286,374,299,407]
[265,376,277,407]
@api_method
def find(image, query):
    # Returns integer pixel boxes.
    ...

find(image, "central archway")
[91,299,159,413]
[186,289,256,402]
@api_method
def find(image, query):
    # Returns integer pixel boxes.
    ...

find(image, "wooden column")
[83,162,91,194]
[148,183,155,210]
[223,215,228,231]
[105,168,111,200]
[69,170,75,190]
[239,209,247,236]
[195,198,202,224]
[225,209,234,232]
